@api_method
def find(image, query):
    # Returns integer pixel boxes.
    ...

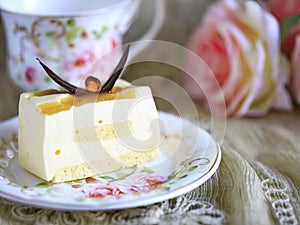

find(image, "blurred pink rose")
[184,0,292,117]
[258,0,300,23]
[258,0,300,56]
[290,36,300,103]
[258,0,300,104]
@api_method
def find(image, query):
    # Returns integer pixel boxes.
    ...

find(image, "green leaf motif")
[92,25,108,39]
[36,182,50,188]
[281,14,300,42]
[67,18,76,27]
[116,172,129,180]
[101,25,108,33]
[187,165,198,172]
[46,31,56,39]
[168,174,175,180]
[65,26,85,42]
[66,28,79,42]
[44,76,51,83]
[99,175,115,181]
[159,183,171,190]
[65,178,82,184]
[140,168,155,174]
[179,174,188,179]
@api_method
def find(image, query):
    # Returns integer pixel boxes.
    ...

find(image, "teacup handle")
[126,0,166,61]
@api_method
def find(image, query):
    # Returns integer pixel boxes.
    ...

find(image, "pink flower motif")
[258,0,300,104]
[64,49,96,71]
[48,172,168,199]
[122,173,168,192]
[111,36,119,49]
[78,173,168,198]
[61,32,122,86]
[80,183,125,198]
[25,66,37,84]
[184,0,292,117]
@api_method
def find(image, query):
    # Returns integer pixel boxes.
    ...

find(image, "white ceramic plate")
[0,111,221,211]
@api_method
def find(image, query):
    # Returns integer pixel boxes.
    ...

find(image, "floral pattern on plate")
[0,112,221,210]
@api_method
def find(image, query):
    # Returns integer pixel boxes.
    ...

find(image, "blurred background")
[0,0,213,120]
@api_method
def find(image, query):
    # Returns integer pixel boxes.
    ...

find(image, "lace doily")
[0,190,226,225]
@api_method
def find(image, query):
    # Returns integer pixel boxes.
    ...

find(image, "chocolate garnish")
[100,45,129,93]
[37,45,130,95]
[37,58,90,95]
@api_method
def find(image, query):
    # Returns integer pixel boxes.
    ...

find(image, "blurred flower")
[123,173,168,192]
[258,0,300,104]
[290,32,300,103]
[257,0,300,23]
[25,66,37,84]
[184,0,292,117]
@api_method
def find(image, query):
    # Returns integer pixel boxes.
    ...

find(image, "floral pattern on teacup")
[11,18,121,91]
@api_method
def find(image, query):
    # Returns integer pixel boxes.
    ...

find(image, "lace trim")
[0,195,225,225]
[159,196,226,225]
[255,162,299,225]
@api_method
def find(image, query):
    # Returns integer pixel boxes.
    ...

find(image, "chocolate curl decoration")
[37,45,130,95]
[100,45,129,93]
[37,59,90,95]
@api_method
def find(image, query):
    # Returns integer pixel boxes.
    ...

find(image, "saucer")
[0,111,221,211]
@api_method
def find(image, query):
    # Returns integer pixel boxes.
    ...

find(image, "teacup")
[0,0,142,91]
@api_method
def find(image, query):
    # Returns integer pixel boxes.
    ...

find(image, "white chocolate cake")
[18,80,160,183]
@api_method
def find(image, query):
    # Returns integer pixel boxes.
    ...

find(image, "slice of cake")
[18,46,160,183]
[18,80,160,183]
